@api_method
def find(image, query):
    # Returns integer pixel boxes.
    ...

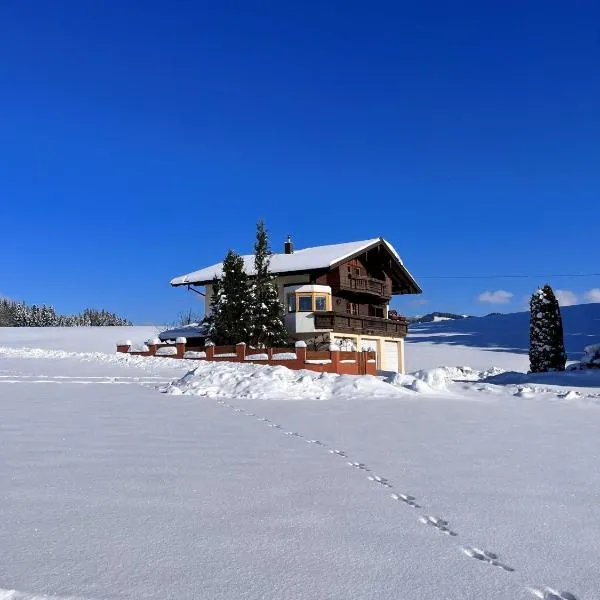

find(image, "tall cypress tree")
[206,250,251,345]
[248,220,288,347]
[529,284,566,373]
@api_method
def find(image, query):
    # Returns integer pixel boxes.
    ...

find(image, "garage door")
[384,341,399,372]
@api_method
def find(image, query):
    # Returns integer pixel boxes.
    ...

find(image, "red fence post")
[295,340,307,364]
[176,336,187,359]
[329,343,340,373]
[147,338,160,356]
[205,342,215,361]
[236,342,246,362]
[116,340,131,353]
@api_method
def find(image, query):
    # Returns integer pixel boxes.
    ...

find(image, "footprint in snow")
[527,588,578,600]
[347,461,369,471]
[305,440,325,446]
[390,492,420,508]
[462,547,514,572]
[368,475,392,488]
[257,417,269,422]
[283,431,301,437]
[419,515,457,536]
[267,423,281,429]
[329,449,347,457]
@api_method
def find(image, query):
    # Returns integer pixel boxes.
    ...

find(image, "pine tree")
[40,305,58,326]
[248,220,288,347]
[206,250,251,345]
[529,285,566,373]
[12,302,29,326]
[0,299,16,326]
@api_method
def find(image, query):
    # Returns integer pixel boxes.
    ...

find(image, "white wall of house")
[276,274,310,304]
[284,283,332,336]
[204,283,215,317]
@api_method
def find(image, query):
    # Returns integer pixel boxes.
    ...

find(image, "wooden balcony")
[337,275,391,298]
[314,311,408,339]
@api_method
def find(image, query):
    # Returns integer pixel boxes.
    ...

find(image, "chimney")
[284,235,294,254]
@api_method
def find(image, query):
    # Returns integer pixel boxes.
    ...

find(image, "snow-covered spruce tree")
[12,302,29,326]
[206,250,252,345]
[0,298,16,326]
[529,285,566,373]
[248,220,288,347]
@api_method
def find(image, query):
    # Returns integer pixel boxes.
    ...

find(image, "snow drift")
[163,360,411,400]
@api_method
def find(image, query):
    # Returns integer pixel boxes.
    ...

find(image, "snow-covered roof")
[170,238,417,290]
[158,323,208,341]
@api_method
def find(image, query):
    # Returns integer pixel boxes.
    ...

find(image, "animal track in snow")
[267,423,281,429]
[283,431,301,437]
[305,439,325,446]
[347,461,369,471]
[257,417,269,422]
[527,588,578,600]
[367,475,392,488]
[419,515,457,536]
[329,449,347,457]
[390,492,420,508]
[462,547,514,572]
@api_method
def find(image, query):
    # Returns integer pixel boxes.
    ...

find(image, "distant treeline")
[0,298,132,327]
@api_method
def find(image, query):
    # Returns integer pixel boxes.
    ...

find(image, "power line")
[419,273,600,280]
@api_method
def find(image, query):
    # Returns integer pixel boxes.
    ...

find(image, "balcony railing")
[338,275,391,298]
[314,311,408,338]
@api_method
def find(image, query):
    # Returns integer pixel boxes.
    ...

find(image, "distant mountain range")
[407,312,472,324]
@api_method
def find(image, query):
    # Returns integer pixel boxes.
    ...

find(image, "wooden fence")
[116,338,377,376]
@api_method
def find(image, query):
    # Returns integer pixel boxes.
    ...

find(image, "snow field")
[1,323,600,599]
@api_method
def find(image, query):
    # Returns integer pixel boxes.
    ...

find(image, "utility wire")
[419,273,600,280]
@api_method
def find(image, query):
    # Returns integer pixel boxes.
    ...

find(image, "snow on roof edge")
[170,237,410,287]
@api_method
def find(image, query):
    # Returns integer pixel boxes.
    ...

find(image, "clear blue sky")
[2,1,599,323]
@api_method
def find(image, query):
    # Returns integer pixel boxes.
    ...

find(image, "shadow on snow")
[407,304,600,360]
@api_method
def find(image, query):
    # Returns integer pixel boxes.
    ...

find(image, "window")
[315,295,327,311]
[286,289,332,313]
[346,302,359,316]
[298,295,313,312]
[346,259,363,277]
[287,294,296,313]
[369,305,384,318]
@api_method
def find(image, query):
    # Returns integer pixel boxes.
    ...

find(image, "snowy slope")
[1,327,599,600]
[406,303,600,372]
[0,326,162,354]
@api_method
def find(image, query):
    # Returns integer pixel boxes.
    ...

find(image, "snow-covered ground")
[406,303,600,372]
[1,317,599,600]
